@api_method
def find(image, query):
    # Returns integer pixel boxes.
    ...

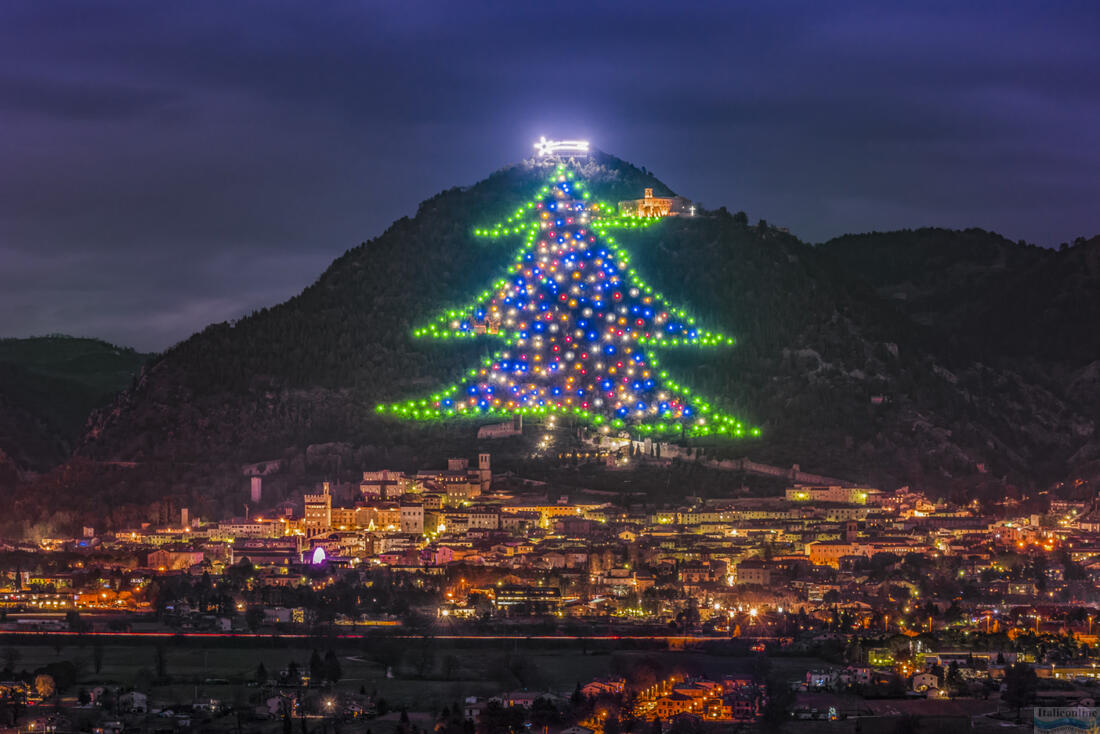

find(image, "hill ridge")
[4,153,1098,536]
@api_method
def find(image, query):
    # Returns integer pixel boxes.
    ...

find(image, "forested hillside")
[6,154,1097,536]
[821,229,1100,483]
[0,336,149,475]
[822,229,1100,369]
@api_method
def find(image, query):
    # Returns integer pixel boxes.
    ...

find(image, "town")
[2,449,1099,732]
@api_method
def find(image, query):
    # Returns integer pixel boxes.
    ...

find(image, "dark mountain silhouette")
[0,336,149,475]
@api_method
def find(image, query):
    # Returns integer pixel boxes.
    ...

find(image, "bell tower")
[478,453,491,492]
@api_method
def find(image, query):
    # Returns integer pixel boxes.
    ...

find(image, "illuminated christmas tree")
[378,164,757,438]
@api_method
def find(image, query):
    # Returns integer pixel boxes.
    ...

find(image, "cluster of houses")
[5,456,1100,648]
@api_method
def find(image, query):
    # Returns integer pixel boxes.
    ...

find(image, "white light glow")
[534,136,590,157]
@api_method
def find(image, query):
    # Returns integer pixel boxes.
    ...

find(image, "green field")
[6,637,1023,734]
[2,637,829,709]
[0,637,848,734]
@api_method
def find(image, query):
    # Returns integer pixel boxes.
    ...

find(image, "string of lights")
[378,164,759,438]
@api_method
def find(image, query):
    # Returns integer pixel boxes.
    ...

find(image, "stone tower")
[478,453,491,493]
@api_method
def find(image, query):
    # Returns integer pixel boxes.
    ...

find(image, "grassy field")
[2,637,832,712]
[7,639,1018,734]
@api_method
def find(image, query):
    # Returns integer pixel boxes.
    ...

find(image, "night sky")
[2,2,1098,352]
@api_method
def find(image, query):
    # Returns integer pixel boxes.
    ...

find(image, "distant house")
[735,560,771,586]
[478,417,522,439]
[581,679,625,698]
[464,697,488,722]
[655,692,695,719]
[119,691,147,713]
[493,691,544,708]
[911,673,938,692]
[559,726,594,734]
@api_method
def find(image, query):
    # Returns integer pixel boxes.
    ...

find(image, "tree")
[310,649,325,686]
[1,647,19,673]
[468,593,492,618]
[256,662,269,686]
[323,650,342,685]
[570,682,583,708]
[732,210,749,226]
[946,661,962,693]
[896,714,921,734]
[42,660,77,692]
[373,640,404,678]
[441,654,460,680]
[478,701,525,734]
[99,686,116,715]
[760,675,793,733]
[668,715,704,734]
[381,165,754,440]
[92,643,104,674]
[1003,662,1037,723]
[34,674,55,702]
[414,638,436,679]
[233,685,248,734]
[245,606,265,632]
[530,697,560,728]
[154,644,168,681]
[65,611,90,633]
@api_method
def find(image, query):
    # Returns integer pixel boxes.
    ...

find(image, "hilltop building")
[618,188,694,217]
[478,415,522,440]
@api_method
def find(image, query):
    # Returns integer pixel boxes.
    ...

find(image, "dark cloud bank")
[1,1,1098,351]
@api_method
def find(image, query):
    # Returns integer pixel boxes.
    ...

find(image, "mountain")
[819,228,1100,370]
[0,336,150,475]
[7,154,1097,536]
[820,228,1100,486]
